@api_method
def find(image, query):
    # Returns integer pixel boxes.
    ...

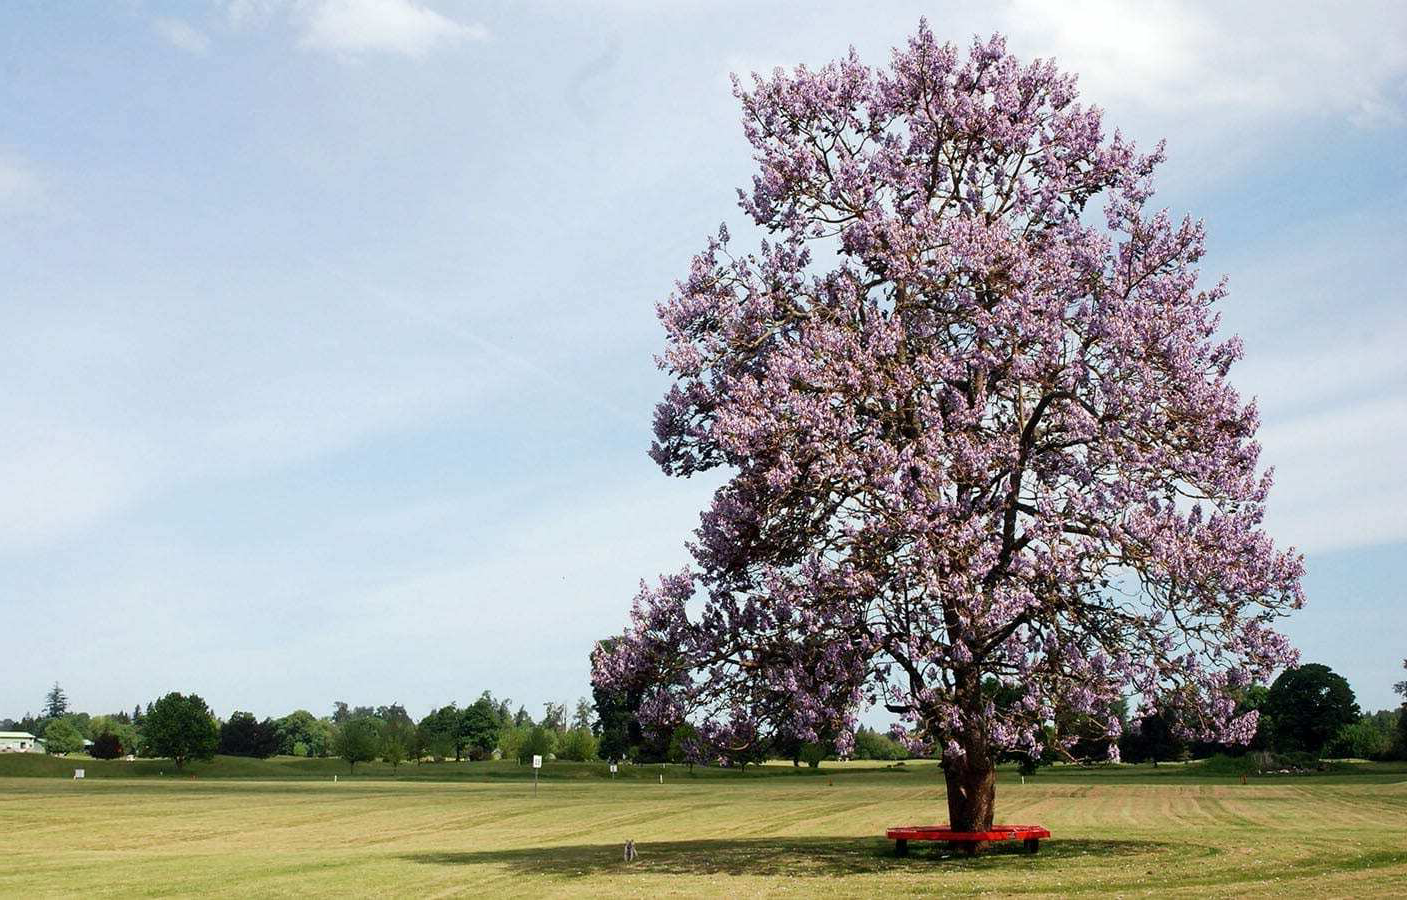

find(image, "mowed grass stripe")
[3,775,1406,897]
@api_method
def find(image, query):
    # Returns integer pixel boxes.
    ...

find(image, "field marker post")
[532,754,542,797]
[610,762,617,780]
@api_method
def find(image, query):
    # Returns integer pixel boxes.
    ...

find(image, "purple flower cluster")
[594,22,1303,766]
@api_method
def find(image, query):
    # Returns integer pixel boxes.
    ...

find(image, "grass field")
[2,759,1405,897]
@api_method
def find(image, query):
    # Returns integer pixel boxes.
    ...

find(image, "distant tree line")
[2,686,606,772]
[1061,661,1406,769]
[8,659,1403,771]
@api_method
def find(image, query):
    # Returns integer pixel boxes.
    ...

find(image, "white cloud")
[998,0,1407,129]
[153,17,211,55]
[297,0,488,58]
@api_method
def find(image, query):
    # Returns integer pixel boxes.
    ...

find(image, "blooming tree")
[593,23,1303,834]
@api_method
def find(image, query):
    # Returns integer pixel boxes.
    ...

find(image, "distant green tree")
[799,741,830,769]
[42,717,84,755]
[43,682,69,719]
[375,703,414,729]
[218,712,281,758]
[557,727,598,762]
[275,710,333,757]
[143,693,219,770]
[512,706,533,728]
[62,713,92,740]
[333,716,383,773]
[417,705,460,761]
[541,702,567,733]
[1265,664,1360,756]
[493,697,512,724]
[1325,721,1388,760]
[381,717,414,771]
[1120,710,1186,766]
[852,726,906,761]
[667,723,698,768]
[572,697,594,731]
[461,696,501,761]
[497,726,526,764]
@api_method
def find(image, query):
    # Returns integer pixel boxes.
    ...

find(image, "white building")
[0,731,42,753]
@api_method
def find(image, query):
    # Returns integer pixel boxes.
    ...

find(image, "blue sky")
[2,0,1403,722]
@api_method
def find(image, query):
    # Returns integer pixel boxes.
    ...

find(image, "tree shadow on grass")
[402,837,1171,878]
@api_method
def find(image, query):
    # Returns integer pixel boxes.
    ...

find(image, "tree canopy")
[1265,664,1359,755]
[143,693,219,769]
[218,712,281,759]
[594,22,1303,832]
[333,716,382,772]
[42,717,84,755]
[43,682,69,719]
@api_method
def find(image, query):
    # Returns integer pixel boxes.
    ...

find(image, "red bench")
[886,824,1051,856]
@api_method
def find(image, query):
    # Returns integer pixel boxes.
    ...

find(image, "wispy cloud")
[1258,393,1407,554]
[0,282,511,555]
[297,0,488,58]
[153,17,211,55]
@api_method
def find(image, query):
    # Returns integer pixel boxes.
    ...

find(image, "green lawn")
[2,760,1405,897]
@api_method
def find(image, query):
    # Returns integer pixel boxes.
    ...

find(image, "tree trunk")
[943,755,997,855]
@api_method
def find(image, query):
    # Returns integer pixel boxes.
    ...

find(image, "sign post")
[610,762,617,779]
[532,754,542,797]
[73,768,85,780]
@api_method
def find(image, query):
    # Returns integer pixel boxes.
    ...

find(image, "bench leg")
[1024,838,1040,854]
[895,839,908,857]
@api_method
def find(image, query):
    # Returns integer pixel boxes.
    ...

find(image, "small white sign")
[73,769,85,779]
[532,755,542,769]
[610,763,618,774]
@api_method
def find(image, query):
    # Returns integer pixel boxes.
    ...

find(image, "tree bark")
[943,754,997,854]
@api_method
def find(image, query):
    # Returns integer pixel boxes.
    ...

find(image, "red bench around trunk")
[886,824,1051,856]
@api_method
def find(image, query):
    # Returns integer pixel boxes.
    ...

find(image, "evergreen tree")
[43,682,69,719]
